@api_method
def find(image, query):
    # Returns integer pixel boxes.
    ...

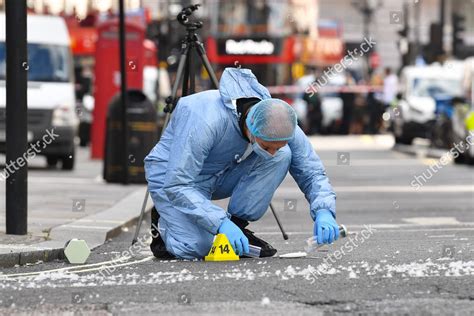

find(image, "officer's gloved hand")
[218,218,250,256]
[314,210,339,244]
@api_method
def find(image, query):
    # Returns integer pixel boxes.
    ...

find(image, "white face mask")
[251,136,275,160]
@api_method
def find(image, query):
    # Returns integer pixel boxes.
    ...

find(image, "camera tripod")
[132,4,288,246]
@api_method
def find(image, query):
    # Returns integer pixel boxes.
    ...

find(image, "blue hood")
[219,68,271,112]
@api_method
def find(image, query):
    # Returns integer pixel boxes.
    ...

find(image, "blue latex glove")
[218,218,250,256]
[314,210,339,244]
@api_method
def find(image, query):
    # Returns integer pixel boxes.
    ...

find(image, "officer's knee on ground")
[164,231,214,260]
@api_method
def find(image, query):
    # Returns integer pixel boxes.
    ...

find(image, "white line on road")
[324,159,422,166]
[276,185,474,194]
[402,217,461,226]
[258,227,474,236]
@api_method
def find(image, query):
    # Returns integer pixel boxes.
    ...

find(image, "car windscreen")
[411,78,462,98]
[0,42,71,82]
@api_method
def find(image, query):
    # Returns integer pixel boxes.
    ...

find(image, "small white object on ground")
[279,252,307,258]
[64,239,91,264]
[261,297,271,306]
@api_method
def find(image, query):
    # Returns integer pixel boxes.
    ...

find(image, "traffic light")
[452,13,465,57]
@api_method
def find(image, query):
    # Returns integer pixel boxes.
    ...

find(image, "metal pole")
[269,203,288,240]
[414,0,420,57]
[118,0,129,184]
[5,0,28,235]
[439,0,445,55]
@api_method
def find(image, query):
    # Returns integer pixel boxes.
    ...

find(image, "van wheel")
[454,153,465,164]
[395,134,414,145]
[46,156,58,168]
[392,109,412,145]
[466,146,474,165]
[61,153,75,170]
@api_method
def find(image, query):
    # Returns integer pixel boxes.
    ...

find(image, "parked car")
[0,14,77,169]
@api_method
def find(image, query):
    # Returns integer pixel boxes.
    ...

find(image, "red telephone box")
[91,19,145,159]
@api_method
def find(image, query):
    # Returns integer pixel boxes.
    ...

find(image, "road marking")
[325,159,422,166]
[70,256,154,274]
[309,135,395,151]
[276,185,474,194]
[0,255,137,279]
[421,158,447,166]
[402,217,461,226]
[258,226,474,236]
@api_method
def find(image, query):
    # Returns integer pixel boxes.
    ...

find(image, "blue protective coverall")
[144,68,336,259]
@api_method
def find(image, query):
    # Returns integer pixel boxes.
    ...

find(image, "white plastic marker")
[279,251,307,258]
[64,239,91,264]
[279,224,348,258]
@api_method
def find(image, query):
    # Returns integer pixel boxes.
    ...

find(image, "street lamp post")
[5,0,28,234]
[351,0,381,76]
[118,0,129,184]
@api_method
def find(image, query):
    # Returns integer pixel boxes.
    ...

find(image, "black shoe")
[150,207,175,259]
[230,216,277,258]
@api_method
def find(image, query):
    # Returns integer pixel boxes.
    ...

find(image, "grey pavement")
[0,147,150,267]
[0,135,473,315]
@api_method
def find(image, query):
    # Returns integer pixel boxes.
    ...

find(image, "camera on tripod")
[177,4,203,29]
[162,3,218,114]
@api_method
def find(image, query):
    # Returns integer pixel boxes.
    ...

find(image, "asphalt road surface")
[0,141,473,315]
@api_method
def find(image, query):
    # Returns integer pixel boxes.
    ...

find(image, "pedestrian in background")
[382,67,398,109]
[339,72,356,135]
[303,86,322,135]
[367,70,384,134]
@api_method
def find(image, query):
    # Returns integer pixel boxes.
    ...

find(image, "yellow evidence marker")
[204,233,240,261]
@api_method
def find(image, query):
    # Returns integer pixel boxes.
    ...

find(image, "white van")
[391,63,464,144]
[0,14,77,169]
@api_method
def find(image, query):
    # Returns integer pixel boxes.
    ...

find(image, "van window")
[411,78,462,98]
[0,42,72,82]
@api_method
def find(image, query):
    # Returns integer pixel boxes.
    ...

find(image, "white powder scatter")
[348,271,358,279]
[382,259,474,278]
[1,258,473,290]
[445,261,474,276]
[284,265,296,277]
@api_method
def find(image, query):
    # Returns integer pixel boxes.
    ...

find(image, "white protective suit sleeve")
[288,126,337,220]
[161,99,228,234]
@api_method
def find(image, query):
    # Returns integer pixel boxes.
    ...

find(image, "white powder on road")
[1,259,472,290]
